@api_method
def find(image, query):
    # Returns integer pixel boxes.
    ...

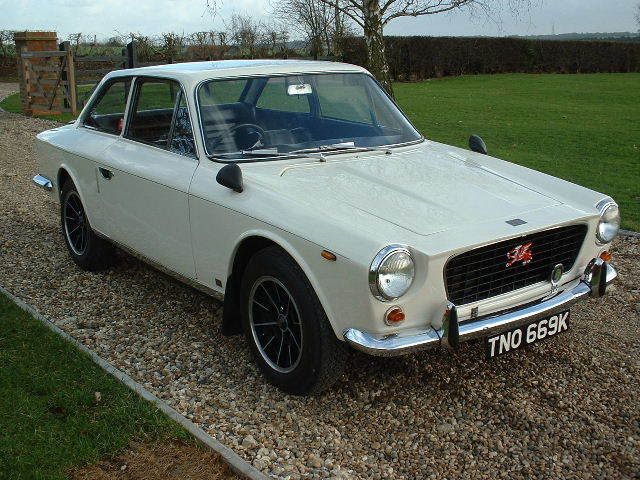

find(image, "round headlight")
[596,201,620,244]
[369,245,415,301]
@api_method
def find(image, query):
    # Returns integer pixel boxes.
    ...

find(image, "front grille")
[445,224,588,305]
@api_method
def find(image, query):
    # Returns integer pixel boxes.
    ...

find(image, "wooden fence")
[15,32,139,117]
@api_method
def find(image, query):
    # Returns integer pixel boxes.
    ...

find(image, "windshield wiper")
[289,142,392,161]
[210,148,283,159]
[289,142,357,155]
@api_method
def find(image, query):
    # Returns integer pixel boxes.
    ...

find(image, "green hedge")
[339,36,640,80]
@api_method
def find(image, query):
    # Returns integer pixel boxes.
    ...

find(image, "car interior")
[198,73,418,156]
[84,73,419,158]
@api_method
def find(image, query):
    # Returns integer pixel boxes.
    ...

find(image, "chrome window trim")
[193,72,425,163]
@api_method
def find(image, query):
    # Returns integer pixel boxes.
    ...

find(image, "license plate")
[486,310,570,359]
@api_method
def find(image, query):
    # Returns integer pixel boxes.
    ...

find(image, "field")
[1,73,638,229]
[394,73,640,231]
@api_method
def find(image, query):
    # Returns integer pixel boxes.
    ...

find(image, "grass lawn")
[0,292,207,479]
[394,73,640,231]
[2,73,638,229]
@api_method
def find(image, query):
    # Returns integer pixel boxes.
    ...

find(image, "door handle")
[98,167,113,180]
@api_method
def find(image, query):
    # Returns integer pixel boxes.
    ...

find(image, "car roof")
[106,59,369,84]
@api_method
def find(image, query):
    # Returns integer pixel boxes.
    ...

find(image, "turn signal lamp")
[321,250,337,261]
[384,306,405,325]
[600,251,612,262]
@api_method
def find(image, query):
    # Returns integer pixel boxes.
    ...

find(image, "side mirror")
[216,164,243,193]
[469,135,488,155]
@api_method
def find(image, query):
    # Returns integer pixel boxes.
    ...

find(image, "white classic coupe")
[33,60,620,394]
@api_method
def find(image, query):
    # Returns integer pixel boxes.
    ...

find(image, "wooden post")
[59,41,78,115]
[126,41,137,68]
[18,46,30,114]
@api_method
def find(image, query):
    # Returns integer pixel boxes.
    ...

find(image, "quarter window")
[83,78,131,135]
[170,93,197,158]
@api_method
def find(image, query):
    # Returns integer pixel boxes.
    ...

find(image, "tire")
[60,180,115,271]
[240,246,348,395]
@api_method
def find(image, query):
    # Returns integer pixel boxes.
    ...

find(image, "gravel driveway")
[0,106,638,479]
[0,82,18,103]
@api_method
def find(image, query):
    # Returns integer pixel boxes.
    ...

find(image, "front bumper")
[344,259,617,357]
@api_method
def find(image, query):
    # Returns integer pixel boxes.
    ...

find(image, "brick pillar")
[14,31,59,115]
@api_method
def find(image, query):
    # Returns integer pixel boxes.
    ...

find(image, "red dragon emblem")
[506,242,533,267]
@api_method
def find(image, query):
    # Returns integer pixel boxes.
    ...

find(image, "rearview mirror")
[287,83,313,96]
[469,135,488,155]
[216,164,243,193]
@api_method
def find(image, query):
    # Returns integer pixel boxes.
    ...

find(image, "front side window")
[83,78,131,135]
[197,72,421,161]
[126,78,196,156]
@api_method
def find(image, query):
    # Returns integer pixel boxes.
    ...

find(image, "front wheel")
[240,246,348,395]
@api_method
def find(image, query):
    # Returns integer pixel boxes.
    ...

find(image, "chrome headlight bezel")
[369,245,415,301]
[595,200,620,245]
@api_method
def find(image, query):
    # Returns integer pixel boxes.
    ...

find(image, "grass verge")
[0,292,195,479]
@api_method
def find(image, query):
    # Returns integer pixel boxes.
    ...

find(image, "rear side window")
[83,79,131,134]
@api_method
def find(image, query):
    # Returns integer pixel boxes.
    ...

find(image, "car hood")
[251,142,563,237]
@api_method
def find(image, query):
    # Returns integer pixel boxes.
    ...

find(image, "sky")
[1,0,638,40]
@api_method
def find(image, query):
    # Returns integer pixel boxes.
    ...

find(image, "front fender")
[228,228,368,339]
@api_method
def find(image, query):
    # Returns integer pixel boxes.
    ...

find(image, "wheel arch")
[221,230,335,338]
[56,165,96,225]
[57,166,73,198]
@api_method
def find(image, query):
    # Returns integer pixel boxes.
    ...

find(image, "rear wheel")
[240,246,348,395]
[60,180,115,271]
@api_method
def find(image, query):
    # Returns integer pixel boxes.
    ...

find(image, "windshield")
[196,72,422,160]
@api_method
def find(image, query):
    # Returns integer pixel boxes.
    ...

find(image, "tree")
[636,2,640,33]
[311,0,530,96]
[271,0,335,59]
[229,13,263,58]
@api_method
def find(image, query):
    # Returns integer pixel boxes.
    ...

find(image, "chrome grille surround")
[444,224,588,306]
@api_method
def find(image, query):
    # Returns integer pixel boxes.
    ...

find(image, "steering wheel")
[211,123,266,151]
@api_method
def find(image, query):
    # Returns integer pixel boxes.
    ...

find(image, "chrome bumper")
[32,174,53,191]
[344,260,618,357]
